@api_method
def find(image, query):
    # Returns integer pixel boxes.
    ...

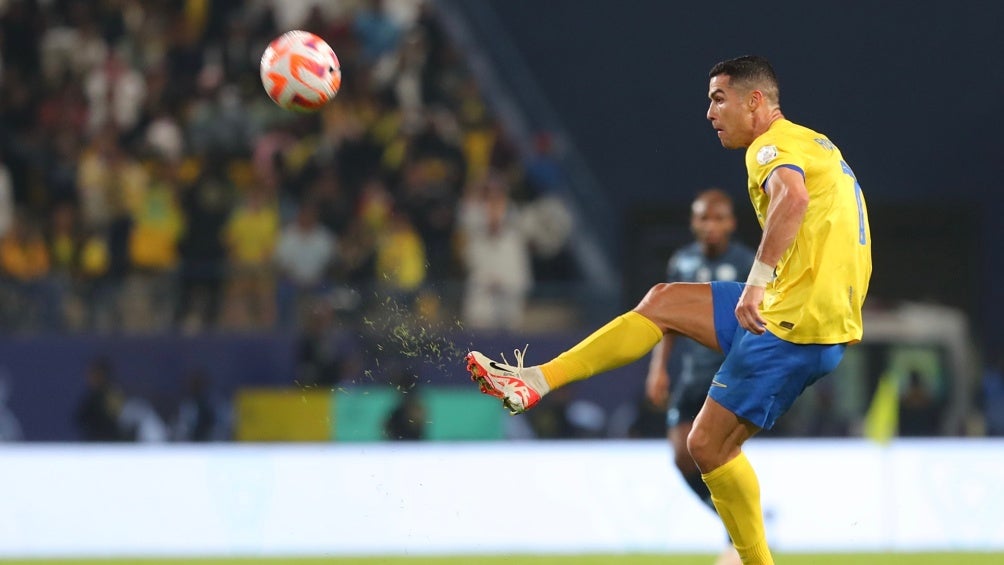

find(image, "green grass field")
[2,554,1002,565]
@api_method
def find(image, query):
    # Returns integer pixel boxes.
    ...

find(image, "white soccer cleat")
[466,348,543,414]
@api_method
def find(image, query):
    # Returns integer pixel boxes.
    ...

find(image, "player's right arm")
[645,334,675,409]
[737,166,809,334]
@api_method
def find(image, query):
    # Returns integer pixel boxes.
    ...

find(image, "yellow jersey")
[745,119,872,344]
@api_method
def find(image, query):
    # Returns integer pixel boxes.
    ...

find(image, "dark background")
[470,0,1002,348]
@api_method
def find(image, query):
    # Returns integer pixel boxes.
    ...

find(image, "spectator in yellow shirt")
[121,169,185,332]
[221,187,279,330]
[375,210,426,308]
[0,212,61,331]
[1,214,50,282]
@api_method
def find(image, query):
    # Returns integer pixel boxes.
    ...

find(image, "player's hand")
[735,284,767,334]
[645,367,670,409]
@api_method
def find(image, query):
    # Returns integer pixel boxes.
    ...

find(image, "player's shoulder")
[775,120,841,152]
[759,119,818,145]
[745,121,787,167]
[747,119,831,168]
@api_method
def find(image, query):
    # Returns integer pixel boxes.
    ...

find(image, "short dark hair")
[709,55,780,106]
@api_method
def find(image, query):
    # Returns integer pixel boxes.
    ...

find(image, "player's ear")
[749,90,762,110]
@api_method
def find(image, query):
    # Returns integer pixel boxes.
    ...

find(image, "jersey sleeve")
[745,137,807,191]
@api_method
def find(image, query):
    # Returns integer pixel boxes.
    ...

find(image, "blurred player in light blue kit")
[645,189,753,565]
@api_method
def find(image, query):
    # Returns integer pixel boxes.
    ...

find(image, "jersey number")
[840,160,867,245]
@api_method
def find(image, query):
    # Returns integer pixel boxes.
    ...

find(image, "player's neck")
[751,108,785,139]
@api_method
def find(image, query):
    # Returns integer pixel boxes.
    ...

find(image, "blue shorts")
[709,281,846,429]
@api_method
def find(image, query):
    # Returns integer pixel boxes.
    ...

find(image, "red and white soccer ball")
[260,30,342,112]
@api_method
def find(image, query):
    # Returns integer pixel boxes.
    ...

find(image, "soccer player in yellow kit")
[465,55,872,565]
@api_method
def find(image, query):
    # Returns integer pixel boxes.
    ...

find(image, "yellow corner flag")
[863,370,899,444]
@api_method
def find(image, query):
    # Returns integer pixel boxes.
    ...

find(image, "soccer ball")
[260,30,342,112]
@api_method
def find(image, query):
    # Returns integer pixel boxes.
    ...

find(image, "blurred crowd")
[0,0,577,336]
[0,1,989,444]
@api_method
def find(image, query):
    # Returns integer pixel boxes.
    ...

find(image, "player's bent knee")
[636,282,717,348]
[636,282,691,319]
[639,282,677,306]
[685,425,712,470]
[687,421,735,472]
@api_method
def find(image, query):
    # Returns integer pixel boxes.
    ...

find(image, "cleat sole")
[466,354,502,398]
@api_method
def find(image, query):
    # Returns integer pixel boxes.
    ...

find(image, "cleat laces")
[498,344,529,375]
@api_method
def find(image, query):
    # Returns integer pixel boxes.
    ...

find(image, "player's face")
[707,75,755,149]
[691,198,735,249]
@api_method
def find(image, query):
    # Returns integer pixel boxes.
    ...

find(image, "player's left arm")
[736,166,809,333]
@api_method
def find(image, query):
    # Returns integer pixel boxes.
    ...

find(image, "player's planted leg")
[689,397,773,565]
[670,424,742,565]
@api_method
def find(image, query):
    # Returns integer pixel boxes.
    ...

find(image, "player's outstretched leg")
[465,310,662,414]
[466,282,718,413]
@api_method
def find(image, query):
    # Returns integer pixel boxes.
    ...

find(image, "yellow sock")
[702,452,774,565]
[538,311,662,390]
